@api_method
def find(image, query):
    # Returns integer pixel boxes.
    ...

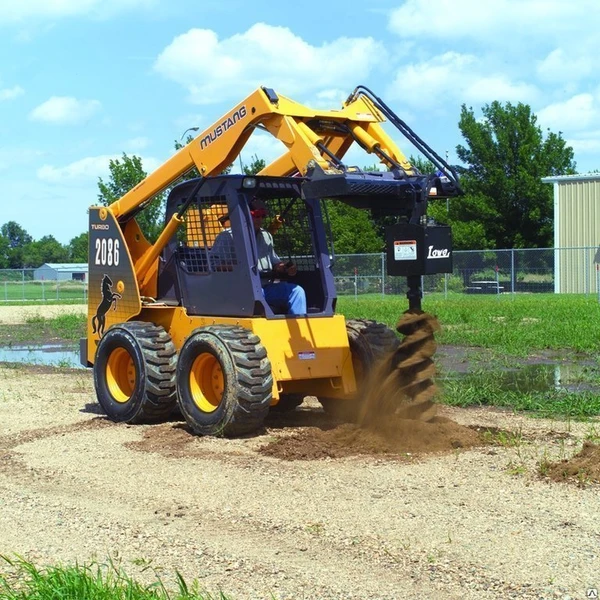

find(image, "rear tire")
[176,325,272,436]
[94,321,177,423]
[320,319,398,421]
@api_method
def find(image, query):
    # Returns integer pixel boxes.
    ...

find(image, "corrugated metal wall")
[558,179,600,293]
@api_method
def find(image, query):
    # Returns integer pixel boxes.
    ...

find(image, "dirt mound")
[260,406,482,461]
[126,423,202,458]
[544,441,600,485]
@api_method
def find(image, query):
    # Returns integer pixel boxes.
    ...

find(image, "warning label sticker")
[394,240,417,261]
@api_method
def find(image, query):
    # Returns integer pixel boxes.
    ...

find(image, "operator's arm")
[258,230,297,277]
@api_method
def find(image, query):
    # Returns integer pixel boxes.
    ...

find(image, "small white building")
[542,173,600,293]
[33,263,88,282]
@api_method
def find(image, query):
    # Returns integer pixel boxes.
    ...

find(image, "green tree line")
[0,100,579,269]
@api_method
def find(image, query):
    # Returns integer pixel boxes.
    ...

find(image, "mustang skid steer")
[81,85,461,436]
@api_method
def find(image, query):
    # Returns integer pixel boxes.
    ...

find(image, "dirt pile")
[260,401,482,461]
[544,441,600,485]
[262,312,484,461]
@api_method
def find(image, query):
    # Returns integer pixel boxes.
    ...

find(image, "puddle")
[0,344,84,369]
[441,362,600,394]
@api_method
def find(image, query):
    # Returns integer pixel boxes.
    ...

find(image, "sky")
[1,0,599,244]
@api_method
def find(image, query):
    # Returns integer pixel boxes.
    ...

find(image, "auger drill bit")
[359,276,440,426]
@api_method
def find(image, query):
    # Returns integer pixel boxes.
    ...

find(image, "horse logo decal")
[92,274,122,336]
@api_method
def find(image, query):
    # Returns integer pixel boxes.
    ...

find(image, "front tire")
[176,325,272,436]
[94,321,177,423]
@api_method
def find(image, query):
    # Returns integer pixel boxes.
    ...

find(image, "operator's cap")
[249,197,268,218]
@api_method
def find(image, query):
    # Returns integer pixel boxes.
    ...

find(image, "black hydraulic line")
[176,177,205,219]
[349,85,463,192]
[316,141,346,169]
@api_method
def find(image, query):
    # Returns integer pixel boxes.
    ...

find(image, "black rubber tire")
[320,319,398,420]
[270,393,305,412]
[176,325,272,437]
[94,321,177,423]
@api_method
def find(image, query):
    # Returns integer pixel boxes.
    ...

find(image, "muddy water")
[0,344,82,368]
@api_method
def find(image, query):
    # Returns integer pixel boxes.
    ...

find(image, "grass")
[338,293,600,355]
[0,556,233,600]
[0,313,86,345]
[338,293,600,420]
[0,281,87,303]
[1,294,599,419]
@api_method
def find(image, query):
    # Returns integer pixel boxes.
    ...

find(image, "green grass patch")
[0,556,232,600]
[338,293,600,354]
[0,281,87,303]
[0,314,86,345]
[439,370,600,419]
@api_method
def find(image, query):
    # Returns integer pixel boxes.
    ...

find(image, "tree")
[67,232,88,262]
[242,155,266,175]
[325,200,383,254]
[21,235,68,268]
[0,234,10,269]
[455,101,576,249]
[97,154,164,243]
[1,221,33,268]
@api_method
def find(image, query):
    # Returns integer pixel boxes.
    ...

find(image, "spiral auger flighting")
[391,309,440,417]
[359,278,441,427]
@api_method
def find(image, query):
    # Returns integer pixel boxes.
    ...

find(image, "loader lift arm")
[109,85,459,223]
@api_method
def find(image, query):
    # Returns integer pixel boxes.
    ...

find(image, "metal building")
[542,174,600,293]
[33,263,88,282]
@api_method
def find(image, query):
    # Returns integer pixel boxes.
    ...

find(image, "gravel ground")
[0,305,599,600]
[0,303,86,325]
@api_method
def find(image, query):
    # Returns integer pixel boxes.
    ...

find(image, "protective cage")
[157,175,338,317]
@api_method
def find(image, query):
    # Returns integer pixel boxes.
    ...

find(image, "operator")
[210,198,307,315]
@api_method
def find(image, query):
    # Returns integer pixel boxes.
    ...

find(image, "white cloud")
[29,96,101,125]
[388,52,538,110]
[537,48,595,83]
[0,85,24,100]
[567,132,600,157]
[37,154,162,185]
[465,76,538,104]
[389,0,600,42]
[0,0,156,23]
[37,155,115,183]
[537,94,598,132]
[154,24,383,104]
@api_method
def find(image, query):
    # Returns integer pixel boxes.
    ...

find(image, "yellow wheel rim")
[189,353,224,413]
[106,347,136,403]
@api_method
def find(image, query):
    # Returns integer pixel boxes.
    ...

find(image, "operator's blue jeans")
[263,282,307,315]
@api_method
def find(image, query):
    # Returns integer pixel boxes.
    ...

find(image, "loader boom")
[108,86,425,222]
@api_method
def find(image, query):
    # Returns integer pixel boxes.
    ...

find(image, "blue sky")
[1,0,599,244]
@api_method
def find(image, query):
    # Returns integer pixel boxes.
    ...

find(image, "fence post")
[511,248,515,294]
[354,267,358,301]
[381,253,385,296]
[22,269,25,301]
[585,249,590,295]
[41,280,45,302]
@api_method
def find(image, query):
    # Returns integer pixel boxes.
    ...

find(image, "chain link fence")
[333,247,600,298]
[1,246,599,302]
[0,269,88,303]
